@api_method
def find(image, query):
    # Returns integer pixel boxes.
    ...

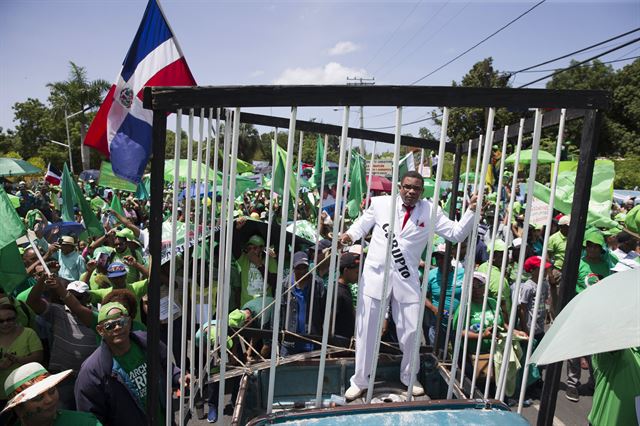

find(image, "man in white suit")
[340,171,477,399]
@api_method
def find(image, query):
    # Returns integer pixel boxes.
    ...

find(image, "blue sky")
[1,0,638,142]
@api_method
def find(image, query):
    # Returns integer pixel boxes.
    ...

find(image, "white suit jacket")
[346,195,475,303]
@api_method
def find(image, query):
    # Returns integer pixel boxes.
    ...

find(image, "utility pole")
[346,76,375,156]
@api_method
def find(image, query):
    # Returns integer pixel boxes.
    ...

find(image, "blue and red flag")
[84,0,196,183]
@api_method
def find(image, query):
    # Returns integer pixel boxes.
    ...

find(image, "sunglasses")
[0,317,16,324]
[102,316,130,332]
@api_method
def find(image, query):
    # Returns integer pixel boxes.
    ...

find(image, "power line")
[410,0,547,85]
[366,111,443,131]
[508,27,640,75]
[372,1,451,77]
[518,36,640,88]
[377,1,471,81]
[508,55,639,73]
[363,0,424,69]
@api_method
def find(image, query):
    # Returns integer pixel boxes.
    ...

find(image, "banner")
[99,161,137,192]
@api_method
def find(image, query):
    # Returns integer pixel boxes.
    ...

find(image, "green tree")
[11,98,57,160]
[47,61,110,170]
[545,58,639,157]
[0,128,19,155]
[433,58,517,145]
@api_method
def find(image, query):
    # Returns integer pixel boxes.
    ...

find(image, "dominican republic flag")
[84,0,195,184]
[44,163,62,185]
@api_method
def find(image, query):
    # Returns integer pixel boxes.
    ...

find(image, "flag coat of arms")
[84,0,196,183]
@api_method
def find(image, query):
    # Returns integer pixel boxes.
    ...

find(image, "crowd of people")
[0,160,639,425]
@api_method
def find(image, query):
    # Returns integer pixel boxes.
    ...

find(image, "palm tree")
[47,62,110,170]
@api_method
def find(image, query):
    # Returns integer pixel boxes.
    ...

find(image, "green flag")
[110,193,125,216]
[135,178,150,201]
[62,164,105,237]
[272,140,297,197]
[347,150,367,218]
[313,136,324,188]
[0,186,26,250]
[61,163,76,222]
[532,160,617,228]
[398,152,415,182]
[0,242,28,294]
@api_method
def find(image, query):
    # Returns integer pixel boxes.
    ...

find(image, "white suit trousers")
[350,290,421,389]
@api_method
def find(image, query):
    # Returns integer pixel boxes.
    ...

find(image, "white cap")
[558,215,571,226]
[66,281,90,294]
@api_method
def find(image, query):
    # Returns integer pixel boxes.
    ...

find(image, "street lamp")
[64,106,93,174]
[47,140,73,174]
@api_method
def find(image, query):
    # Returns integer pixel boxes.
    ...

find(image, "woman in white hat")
[1,362,101,425]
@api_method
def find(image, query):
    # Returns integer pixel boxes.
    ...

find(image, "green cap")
[583,227,606,248]
[115,228,136,240]
[97,302,129,324]
[492,239,507,252]
[625,205,640,235]
[242,296,274,324]
[246,234,265,247]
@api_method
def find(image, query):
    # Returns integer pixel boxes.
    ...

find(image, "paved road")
[520,360,593,426]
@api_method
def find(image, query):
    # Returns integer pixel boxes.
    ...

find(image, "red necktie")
[402,204,414,229]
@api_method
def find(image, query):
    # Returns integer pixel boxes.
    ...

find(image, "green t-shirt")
[54,409,103,425]
[89,270,112,290]
[113,341,164,425]
[453,298,503,354]
[477,262,511,314]
[588,347,640,426]
[0,327,43,400]
[547,231,567,269]
[114,341,148,408]
[232,254,277,308]
[112,247,145,284]
[576,252,618,293]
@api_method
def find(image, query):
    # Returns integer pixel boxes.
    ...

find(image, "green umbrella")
[164,160,217,182]
[0,158,42,177]
[530,268,640,366]
[460,172,476,181]
[505,149,556,165]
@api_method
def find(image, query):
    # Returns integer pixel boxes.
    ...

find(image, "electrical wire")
[508,55,639,73]
[518,35,640,88]
[410,0,547,85]
[363,0,424,69]
[507,27,640,75]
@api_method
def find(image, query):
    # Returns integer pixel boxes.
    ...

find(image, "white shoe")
[405,381,425,396]
[345,384,365,400]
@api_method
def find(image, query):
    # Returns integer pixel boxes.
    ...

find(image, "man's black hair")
[400,170,424,186]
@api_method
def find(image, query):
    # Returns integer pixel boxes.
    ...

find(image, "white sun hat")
[1,362,72,414]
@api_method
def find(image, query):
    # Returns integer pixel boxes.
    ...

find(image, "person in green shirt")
[588,347,640,426]
[230,234,277,309]
[87,262,148,321]
[547,215,570,316]
[476,239,511,323]
[1,361,102,425]
[112,229,146,284]
[567,227,619,403]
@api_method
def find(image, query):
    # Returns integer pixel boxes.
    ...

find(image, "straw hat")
[2,363,72,414]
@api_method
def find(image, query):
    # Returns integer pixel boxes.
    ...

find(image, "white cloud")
[273,62,368,85]
[328,41,360,56]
